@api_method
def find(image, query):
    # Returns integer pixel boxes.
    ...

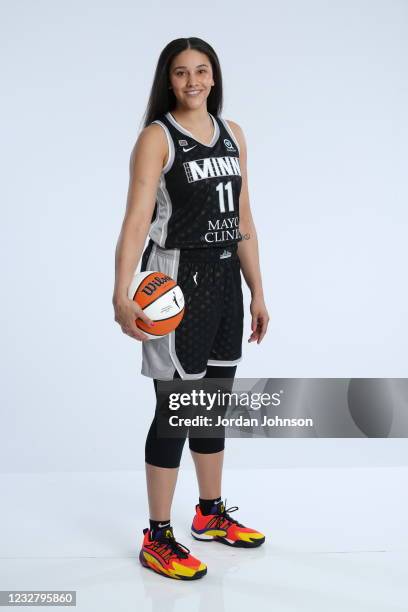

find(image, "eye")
[175,71,184,76]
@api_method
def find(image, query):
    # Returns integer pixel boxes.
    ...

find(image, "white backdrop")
[1,0,407,473]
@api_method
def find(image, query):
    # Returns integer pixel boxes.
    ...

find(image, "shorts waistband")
[149,239,239,263]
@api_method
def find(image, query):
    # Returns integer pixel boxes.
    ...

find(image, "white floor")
[0,467,407,611]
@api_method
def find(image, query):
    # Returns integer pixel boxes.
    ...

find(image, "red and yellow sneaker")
[191,499,265,548]
[139,525,207,580]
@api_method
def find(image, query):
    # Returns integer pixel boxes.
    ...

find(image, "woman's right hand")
[113,295,154,342]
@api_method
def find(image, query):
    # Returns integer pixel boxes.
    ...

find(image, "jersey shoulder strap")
[150,115,175,174]
[216,116,241,154]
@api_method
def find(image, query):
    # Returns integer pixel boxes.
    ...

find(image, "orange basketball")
[127,271,185,340]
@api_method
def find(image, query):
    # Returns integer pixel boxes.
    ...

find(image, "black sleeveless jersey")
[148,111,243,249]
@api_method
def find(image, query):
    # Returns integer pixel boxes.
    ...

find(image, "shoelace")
[148,532,191,562]
[209,499,245,530]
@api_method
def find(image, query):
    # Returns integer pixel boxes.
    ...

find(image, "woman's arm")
[226,120,270,344]
[112,124,167,340]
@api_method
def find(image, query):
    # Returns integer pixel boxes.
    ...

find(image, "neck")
[171,106,210,127]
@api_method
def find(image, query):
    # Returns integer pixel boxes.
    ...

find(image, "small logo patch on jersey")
[178,139,188,146]
[224,138,236,152]
[183,145,197,152]
[220,249,232,259]
[193,271,199,285]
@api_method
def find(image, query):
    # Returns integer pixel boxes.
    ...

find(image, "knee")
[145,440,186,468]
[188,437,225,454]
[145,423,187,468]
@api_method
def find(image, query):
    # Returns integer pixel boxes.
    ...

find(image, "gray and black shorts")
[139,238,244,380]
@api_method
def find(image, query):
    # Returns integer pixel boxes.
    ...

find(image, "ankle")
[199,496,222,515]
[149,518,171,536]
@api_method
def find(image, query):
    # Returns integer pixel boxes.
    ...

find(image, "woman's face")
[168,49,214,110]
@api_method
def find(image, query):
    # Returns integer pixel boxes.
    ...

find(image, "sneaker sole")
[139,550,207,580]
[191,530,265,548]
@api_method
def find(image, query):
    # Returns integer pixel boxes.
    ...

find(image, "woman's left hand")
[248,296,269,344]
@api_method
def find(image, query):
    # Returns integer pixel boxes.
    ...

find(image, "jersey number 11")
[216,181,234,213]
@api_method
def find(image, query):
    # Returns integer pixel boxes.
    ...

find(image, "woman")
[113,37,269,581]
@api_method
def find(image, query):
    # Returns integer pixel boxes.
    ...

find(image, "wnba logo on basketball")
[142,274,172,296]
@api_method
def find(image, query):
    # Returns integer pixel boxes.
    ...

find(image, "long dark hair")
[142,38,223,128]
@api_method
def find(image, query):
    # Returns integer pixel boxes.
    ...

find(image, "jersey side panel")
[148,121,175,247]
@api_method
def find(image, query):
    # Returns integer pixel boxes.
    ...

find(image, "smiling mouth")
[185,90,203,95]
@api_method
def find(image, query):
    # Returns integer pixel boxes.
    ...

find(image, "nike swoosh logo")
[183,145,197,152]
[158,522,170,528]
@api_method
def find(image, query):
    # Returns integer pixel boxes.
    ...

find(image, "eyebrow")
[172,64,209,71]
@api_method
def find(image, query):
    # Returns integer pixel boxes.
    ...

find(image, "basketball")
[127,271,185,340]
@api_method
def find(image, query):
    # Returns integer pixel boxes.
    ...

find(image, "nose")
[186,73,199,88]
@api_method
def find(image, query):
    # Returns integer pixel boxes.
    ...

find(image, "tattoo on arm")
[241,232,251,240]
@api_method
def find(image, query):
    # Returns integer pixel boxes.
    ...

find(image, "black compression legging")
[145,365,237,468]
